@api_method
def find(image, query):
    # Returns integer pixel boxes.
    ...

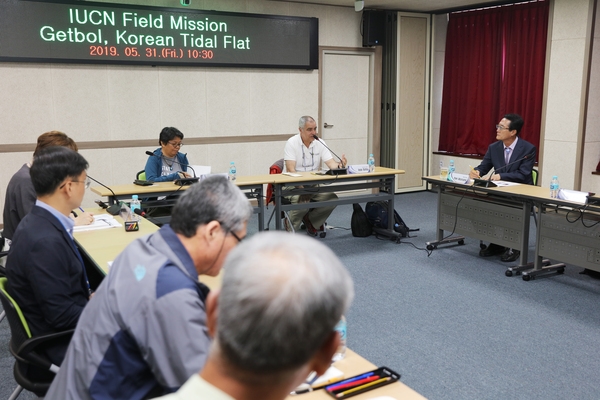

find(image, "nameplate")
[348,164,370,174]
[450,173,469,184]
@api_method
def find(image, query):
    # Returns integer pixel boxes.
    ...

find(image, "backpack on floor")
[365,201,410,237]
[351,203,372,237]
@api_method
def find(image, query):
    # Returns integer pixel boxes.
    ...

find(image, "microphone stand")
[311,135,347,175]
[473,151,536,188]
[88,175,122,215]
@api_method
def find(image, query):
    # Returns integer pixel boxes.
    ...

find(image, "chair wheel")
[505,270,513,277]
[458,239,465,245]
[522,275,531,281]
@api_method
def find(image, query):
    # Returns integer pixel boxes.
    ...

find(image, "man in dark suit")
[6,146,91,365]
[469,113,536,262]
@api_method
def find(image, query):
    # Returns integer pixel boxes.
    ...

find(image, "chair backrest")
[0,278,32,347]
[531,168,538,186]
[136,170,146,181]
[266,159,284,205]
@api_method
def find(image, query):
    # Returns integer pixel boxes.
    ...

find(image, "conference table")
[90,175,268,230]
[90,167,405,237]
[73,208,426,400]
[423,175,600,280]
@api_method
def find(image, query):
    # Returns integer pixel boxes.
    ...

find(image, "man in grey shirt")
[47,176,252,400]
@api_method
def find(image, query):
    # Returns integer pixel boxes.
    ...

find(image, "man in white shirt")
[283,116,347,236]
[157,232,354,400]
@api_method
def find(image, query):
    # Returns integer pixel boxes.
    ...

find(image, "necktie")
[504,147,511,165]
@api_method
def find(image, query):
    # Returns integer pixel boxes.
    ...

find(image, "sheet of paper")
[73,214,122,231]
[313,366,344,387]
[282,172,302,177]
[493,180,521,187]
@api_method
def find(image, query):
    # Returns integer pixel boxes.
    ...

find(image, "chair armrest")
[14,329,75,372]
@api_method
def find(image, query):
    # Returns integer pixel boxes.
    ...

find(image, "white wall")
[0,0,363,221]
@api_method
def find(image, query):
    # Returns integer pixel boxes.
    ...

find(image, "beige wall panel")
[326,138,367,167]
[397,16,428,189]
[248,70,293,136]
[322,7,362,48]
[205,69,251,136]
[157,67,208,137]
[544,140,578,189]
[51,65,110,142]
[0,64,55,143]
[544,38,587,142]
[106,66,161,139]
[552,0,592,40]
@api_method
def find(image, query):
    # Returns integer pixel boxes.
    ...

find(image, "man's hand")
[491,173,501,181]
[72,211,94,226]
[298,194,312,203]
[469,169,480,180]
[339,154,348,168]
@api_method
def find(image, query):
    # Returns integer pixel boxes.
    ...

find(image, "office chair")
[0,277,74,399]
[265,159,294,232]
[0,237,7,324]
[136,170,147,181]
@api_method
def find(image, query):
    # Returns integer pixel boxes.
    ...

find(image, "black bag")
[351,203,372,237]
[365,201,410,237]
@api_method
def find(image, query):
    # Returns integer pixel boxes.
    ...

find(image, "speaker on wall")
[362,10,385,47]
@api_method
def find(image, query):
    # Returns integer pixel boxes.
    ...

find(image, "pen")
[326,372,375,390]
[335,377,391,398]
[79,206,85,212]
[325,375,380,391]
[312,375,345,389]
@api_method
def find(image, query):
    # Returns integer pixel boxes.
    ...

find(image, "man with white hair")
[283,115,348,237]
[47,176,253,400]
[158,231,354,400]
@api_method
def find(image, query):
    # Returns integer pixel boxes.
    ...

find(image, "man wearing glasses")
[6,146,92,365]
[145,126,192,182]
[48,176,253,400]
[283,116,347,237]
[469,113,536,262]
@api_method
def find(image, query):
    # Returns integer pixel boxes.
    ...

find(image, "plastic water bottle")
[448,159,455,181]
[550,176,559,198]
[130,195,141,214]
[332,315,347,362]
[368,154,375,173]
[229,162,237,181]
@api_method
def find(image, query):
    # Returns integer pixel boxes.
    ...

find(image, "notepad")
[73,214,122,231]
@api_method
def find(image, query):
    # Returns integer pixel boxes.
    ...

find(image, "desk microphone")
[133,208,146,217]
[145,151,197,178]
[87,175,121,215]
[473,151,536,188]
[311,134,347,175]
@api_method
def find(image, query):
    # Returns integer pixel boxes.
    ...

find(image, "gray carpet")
[2,190,600,399]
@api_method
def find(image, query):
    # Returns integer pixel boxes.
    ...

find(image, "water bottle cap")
[552,175,558,179]
[369,154,373,157]
[132,195,138,200]
[230,161,234,165]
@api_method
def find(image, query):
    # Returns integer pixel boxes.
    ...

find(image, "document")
[73,214,122,231]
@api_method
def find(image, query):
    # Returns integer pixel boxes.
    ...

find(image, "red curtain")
[438,0,549,156]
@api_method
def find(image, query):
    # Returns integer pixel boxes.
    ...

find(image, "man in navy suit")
[6,146,91,365]
[469,113,536,262]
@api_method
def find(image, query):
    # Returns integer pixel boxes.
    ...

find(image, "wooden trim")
[0,134,294,153]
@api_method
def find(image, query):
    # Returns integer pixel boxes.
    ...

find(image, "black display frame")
[0,0,319,69]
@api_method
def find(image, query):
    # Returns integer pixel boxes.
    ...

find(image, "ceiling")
[273,0,518,13]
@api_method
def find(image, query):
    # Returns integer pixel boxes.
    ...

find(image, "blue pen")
[79,207,85,213]
[326,372,375,390]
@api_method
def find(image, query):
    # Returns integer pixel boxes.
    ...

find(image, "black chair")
[0,277,74,399]
[136,170,146,181]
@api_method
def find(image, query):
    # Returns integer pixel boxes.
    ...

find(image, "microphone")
[133,208,146,217]
[311,134,347,175]
[473,151,536,188]
[145,151,197,178]
[88,175,121,215]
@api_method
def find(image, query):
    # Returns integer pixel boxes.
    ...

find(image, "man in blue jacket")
[145,127,192,182]
[469,113,536,262]
[6,146,92,365]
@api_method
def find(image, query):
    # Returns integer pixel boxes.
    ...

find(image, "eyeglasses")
[230,231,244,243]
[168,141,183,148]
[496,125,510,131]
[60,176,90,189]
